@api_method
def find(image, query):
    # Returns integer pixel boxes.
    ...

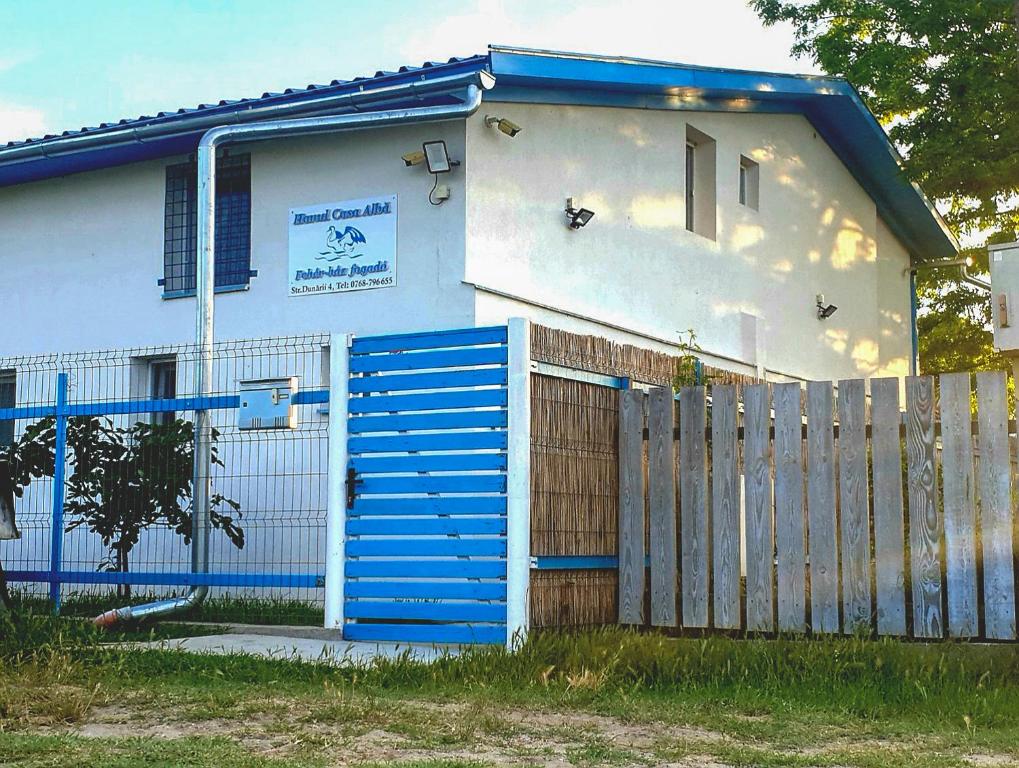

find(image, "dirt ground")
[31,697,1015,767]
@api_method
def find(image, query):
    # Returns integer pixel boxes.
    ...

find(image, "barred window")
[162,153,251,296]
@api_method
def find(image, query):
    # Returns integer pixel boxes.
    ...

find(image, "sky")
[0,0,817,145]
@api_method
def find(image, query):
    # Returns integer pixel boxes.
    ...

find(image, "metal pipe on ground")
[94,77,490,628]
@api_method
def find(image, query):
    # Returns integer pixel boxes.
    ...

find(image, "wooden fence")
[618,373,1018,640]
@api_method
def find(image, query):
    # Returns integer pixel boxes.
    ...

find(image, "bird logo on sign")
[318,225,367,261]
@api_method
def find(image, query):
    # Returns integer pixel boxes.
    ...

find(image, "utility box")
[989,241,1019,355]
[238,377,299,430]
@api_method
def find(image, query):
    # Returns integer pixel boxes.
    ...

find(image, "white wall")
[465,102,914,382]
[0,102,915,382]
[0,121,472,357]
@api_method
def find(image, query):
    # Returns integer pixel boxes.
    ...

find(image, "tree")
[63,417,244,596]
[752,0,1019,373]
[1,416,243,603]
[0,419,58,611]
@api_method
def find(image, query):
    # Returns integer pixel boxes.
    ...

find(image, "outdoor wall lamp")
[402,142,461,172]
[816,294,838,320]
[403,141,461,206]
[565,198,595,230]
[485,115,522,137]
[422,140,453,174]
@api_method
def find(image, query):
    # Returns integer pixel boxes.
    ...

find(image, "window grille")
[162,153,251,296]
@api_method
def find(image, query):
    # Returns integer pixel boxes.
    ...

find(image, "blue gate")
[342,325,517,645]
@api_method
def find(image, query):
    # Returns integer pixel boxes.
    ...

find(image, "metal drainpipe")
[909,271,919,376]
[94,78,489,627]
[959,263,991,292]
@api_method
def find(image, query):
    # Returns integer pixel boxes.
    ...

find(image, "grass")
[3,614,1019,766]
[10,591,324,626]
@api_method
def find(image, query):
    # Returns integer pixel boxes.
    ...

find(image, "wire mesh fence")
[0,333,330,625]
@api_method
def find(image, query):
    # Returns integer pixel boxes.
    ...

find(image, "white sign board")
[288,194,397,296]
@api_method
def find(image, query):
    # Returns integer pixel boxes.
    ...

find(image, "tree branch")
[1014,0,1019,75]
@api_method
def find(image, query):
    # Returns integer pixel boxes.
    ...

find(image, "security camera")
[402,150,425,167]
[485,115,522,137]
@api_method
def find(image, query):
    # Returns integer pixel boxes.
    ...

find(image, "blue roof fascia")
[489,49,957,261]
[490,49,843,101]
[487,84,803,114]
[0,56,490,188]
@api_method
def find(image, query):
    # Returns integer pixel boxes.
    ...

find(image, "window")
[149,358,177,426]
[685,125,717,240]
[162,153,251,297]
[739,155,760,210]
[0,371,14,447]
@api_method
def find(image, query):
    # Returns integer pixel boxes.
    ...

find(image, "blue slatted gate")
[343,326,511,644]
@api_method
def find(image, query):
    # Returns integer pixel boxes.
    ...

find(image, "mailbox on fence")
[238,377,299,430]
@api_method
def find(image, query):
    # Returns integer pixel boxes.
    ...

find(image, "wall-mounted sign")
[288,194,397,296]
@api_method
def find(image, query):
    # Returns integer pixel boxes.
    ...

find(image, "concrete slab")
[122,632,463,666]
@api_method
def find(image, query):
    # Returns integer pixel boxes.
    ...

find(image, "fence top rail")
[0,332,331,369]
[351,325,508,355]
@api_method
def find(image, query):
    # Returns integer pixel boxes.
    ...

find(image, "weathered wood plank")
[976,371,1016,640]
[806,380,839,634]
[838,378,872,633]
[939,372,978,638]
[680,386,709,627]
[711,385,741,630]
[648,386,677,627]
[743,384,774,632]
[618,388,646,625]
[906,375,944,639]
[870,378,907,636]
[773,382,806,633]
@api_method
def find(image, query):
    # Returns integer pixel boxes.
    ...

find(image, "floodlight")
[816,295,839,320]
[565,198,595,230]
[423,140,451,174]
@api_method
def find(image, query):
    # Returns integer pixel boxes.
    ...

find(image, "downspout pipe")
[959,263,991,292]
[94,78,489,627]
[909,271,919,376]
[902,255,992,376]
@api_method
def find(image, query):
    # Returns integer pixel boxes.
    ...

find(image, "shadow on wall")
[470,106,895,379]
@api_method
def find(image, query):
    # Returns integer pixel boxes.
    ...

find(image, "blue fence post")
[49,372,68,613]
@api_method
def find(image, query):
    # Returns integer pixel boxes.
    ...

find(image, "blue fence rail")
[4,384,330,611]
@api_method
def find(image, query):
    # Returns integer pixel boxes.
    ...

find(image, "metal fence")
[1,333,330,622]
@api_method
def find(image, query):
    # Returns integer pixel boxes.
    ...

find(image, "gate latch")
[346,467,363,509]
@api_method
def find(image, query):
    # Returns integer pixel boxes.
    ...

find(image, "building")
[0,47,966,635]
[0,45,958,392]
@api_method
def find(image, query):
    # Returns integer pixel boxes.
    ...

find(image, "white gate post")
[506,317,532,648]
[324,333,352,630]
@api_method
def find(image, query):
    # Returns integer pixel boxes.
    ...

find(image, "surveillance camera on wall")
[402,150,425,167]
[485,115,522,137]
